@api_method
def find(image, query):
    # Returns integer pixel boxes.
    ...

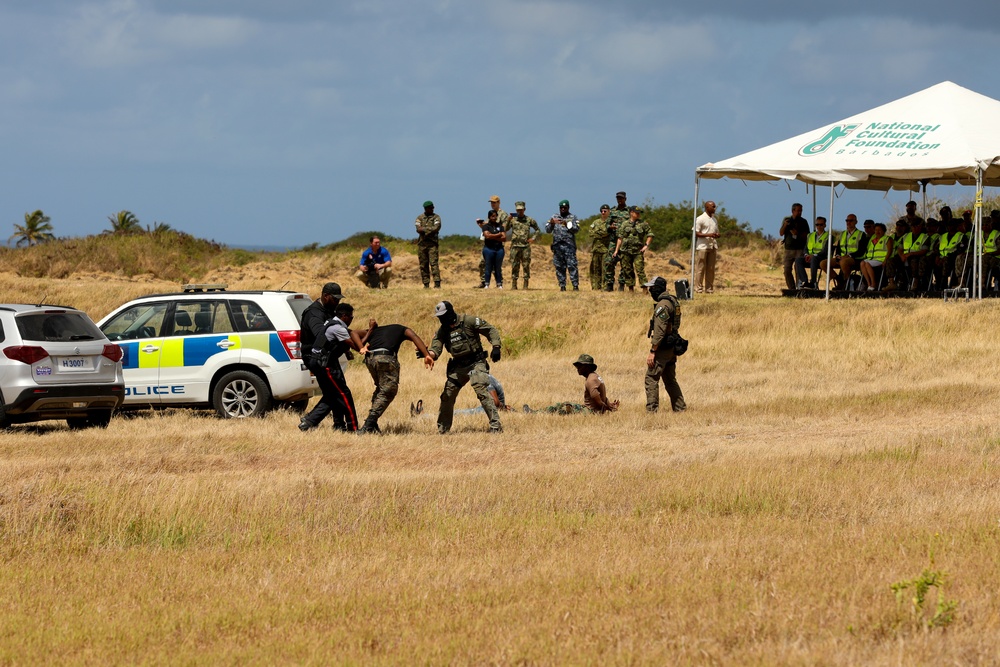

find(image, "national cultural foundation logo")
[799,121,942,157]
[798,124,859,156]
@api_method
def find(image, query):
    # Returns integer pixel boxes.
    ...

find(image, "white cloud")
[59,0,258,68]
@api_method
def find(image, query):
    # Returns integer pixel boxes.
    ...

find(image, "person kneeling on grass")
[523,354,619,414]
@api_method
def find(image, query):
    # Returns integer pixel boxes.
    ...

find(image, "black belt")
[366,348,395,358]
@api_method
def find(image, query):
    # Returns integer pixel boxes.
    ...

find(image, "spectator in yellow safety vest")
[860,222,892,292]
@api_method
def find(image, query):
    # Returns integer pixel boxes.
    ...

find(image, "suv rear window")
[17,311,103,342]
[231,300,275,333]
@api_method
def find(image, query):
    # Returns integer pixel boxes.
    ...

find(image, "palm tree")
[107,210,141,235]
[147,221,173,234]
[9,210,55,247]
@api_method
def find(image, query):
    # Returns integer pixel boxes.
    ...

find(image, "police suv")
[98,285,317,418]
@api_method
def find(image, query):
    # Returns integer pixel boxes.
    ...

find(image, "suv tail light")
[4,345,50,365]
[277,330,302,359]
[102,344,123,363]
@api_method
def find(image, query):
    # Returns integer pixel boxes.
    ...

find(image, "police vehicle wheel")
[213,370,271,418]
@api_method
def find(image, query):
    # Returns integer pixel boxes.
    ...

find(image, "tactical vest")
[319,317,351,360]
[806,231,828,255]
[438,314,485,359]
[649,294,681,335]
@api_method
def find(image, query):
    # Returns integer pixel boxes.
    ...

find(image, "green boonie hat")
[559,199,570,207]
[515,201,526,209]
[572,353,596,368]
[423,200,434,208]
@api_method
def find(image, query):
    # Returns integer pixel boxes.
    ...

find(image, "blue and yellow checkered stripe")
[119,333,290,370]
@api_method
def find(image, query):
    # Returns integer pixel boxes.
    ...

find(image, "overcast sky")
[4,0,1000,247]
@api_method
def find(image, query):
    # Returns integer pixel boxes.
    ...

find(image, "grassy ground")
[1,251,999,664]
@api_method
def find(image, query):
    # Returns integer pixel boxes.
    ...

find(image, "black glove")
[490,346,501,362]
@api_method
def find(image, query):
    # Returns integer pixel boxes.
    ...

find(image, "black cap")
[321,282,343,298]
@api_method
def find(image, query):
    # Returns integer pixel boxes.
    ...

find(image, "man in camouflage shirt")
[613,206,653,292]
[504,201,540,290]
[546,199,581,291]
[604,191,630,291]
[425,301,504,433]
[589,204,611,290]
[415,200,442,288]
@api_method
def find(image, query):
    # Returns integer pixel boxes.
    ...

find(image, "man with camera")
[355,235,393,289]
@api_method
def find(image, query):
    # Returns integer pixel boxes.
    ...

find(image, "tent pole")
[825,183,834,301]
[690,175,699,299]
[976,168,984,300]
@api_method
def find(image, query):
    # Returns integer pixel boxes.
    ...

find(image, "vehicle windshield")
[17,311,103,342]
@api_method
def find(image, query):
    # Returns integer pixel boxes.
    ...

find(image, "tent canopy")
[696,81,1000,190]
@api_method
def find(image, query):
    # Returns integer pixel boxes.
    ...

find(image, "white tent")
[693,81,1000,298]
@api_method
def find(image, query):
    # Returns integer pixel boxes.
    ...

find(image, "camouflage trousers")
[417,243,440,286]
[364,353,401,424]
[438,359,501,433]
[618,251,647,288]
[589,249,607,290]
[887,255,929,290]
[542,402,587,414]
[551,243,579,289]
[603,247,619,290]
[510,245,532,282]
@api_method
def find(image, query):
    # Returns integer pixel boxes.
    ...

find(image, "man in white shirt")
[694,201,720,294]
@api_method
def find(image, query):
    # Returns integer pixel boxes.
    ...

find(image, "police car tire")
[213,370,271,419]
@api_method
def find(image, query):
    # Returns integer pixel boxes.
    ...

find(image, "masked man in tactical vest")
[424,301,504,433]
[643,277,686,413]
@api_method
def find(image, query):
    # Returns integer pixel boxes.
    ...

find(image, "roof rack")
[181,283,228,293]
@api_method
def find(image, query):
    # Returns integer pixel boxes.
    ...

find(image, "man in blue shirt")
[356,235,393,288]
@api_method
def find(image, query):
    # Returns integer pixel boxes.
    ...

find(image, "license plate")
[58,356,94,372]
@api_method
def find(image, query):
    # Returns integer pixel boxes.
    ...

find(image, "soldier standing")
[643,277,686,413]
[604,192,629,291]
[424,301,504,434]
[415,201,442,288]
[504,201,540,290]
[589,205,611,290]
[546,199,580,291]
[613,206,653,292]
[356,321,432,435]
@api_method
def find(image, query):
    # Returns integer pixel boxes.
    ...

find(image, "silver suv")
[0,304,125,428]
[98,285,317,418]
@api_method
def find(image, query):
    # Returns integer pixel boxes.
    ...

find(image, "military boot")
[617,283,625,292]
[357,417,381,435]
[511,280,518,290]
[523,279,529,290]
[434,281,441,289]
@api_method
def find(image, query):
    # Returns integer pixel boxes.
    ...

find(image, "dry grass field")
[1,247,1000,665]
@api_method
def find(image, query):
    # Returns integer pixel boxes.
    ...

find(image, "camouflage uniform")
[415,213,442,287]
[645,292,686,412]
[504,211,540,289]
[546,209,580,290]
[604,206,628,290]
[589,215,610,290]
[617,217,652,288]
[429,313,503,433]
